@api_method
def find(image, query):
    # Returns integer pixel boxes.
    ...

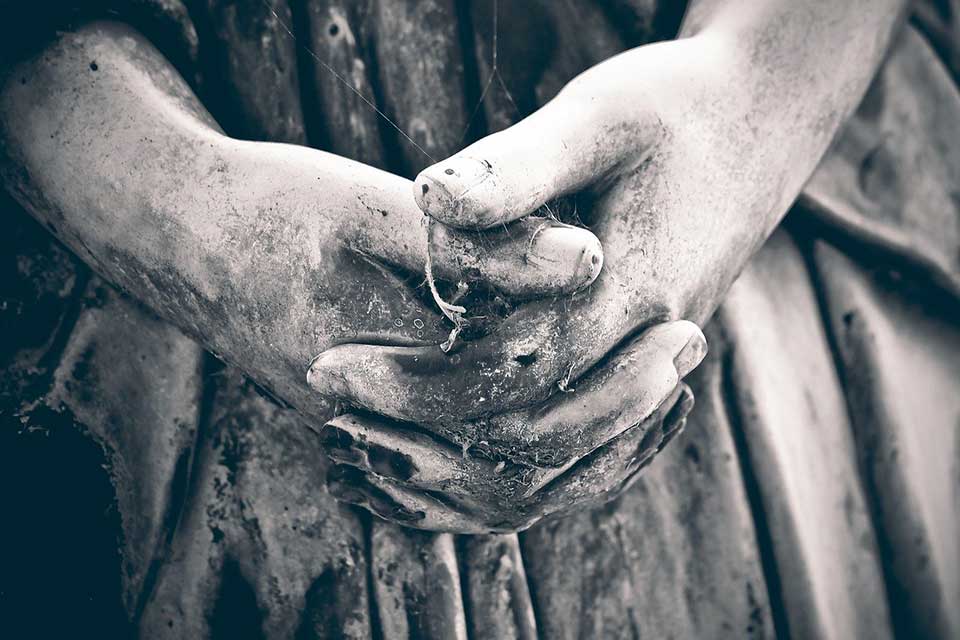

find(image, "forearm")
[0,25,228,323]
[680,0,907,222]
[0,22,381,417]
[1,20,603,422]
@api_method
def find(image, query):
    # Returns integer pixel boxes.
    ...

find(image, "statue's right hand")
[0,20,603,418]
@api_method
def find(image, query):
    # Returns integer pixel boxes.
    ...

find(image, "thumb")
[413,75,655,229]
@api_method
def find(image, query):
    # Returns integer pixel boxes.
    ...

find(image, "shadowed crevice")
[797,233,916,639]
[131,350,217,624]
[453,0,490,146]
[716,329,792,640]
[209,557,266,640]
[289,0,329,151]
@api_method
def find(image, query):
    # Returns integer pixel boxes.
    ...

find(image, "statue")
[1,1,957,637]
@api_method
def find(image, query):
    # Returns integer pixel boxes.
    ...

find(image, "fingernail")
[328,463,366,484]
[673,332,707,378]
[327,465,370,503]
[336,471,426,524]
[414,173,458,218]
[527,224,604,290]
[367,491,426,523]
[414,157,503,227]
[327,447,366,466]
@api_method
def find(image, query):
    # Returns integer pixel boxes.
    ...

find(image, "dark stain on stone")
[296,568,338,640]
[209,558,265,640]
[843,310,856,330]
[514,351,537,366]
[319,424,355,450]
[133,445,196,620]
[367,443,417,481]
[392,349,455,376]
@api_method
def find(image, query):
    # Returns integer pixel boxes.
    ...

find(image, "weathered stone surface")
[718,230,892,639]
[912,0,960,85]
[0,196,85,408]
[519,339,773,639]
[301,0,386,168]
[4,3,958,638]
[813,240,960,639]
[199,0,307,143]
[458,534,537,640]
[140,368,371,639]
[470,0,624,134]
[371,0,469,176]
[0,212,118,636]
[802,24,960,296]
[44,280,204,616]
[595,0,686,47]
[370,524,467,640]
[124,0,201,84]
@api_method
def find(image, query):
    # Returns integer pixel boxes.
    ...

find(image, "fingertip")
[634,320,707,378]
[557,225,604,291]
[414,157,507,228]
[306,349,344,396]
[427,218,603,298]
[413,172,459,220]
[308,344,446,421]
[672,323,707,378]
[520,222,605,294]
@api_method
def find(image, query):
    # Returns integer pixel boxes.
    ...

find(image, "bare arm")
[674,0,909,240]
[0,21,601,420]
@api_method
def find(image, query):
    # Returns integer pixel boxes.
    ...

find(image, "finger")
[426,217,603,298]
[308,317,705,442]
[412,75,658,229]
[347,187,603,297]
[319,414,547,507]
[328,385,692,534]
[476,321,707,467]
[307,301,569,424]
[319,414,491,490]
[327,464,494,533]
[530,383,694,521]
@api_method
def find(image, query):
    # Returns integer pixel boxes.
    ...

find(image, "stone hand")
[0,21,603,421]
[308,37,783,460]
[320,321,703,532]
[306,27,882,529]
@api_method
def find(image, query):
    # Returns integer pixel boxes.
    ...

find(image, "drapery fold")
[1,1,957,637]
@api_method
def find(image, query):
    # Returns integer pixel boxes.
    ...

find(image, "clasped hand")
[302,37,783,533]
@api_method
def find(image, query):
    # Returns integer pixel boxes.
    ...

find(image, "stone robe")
[0,1,958,638]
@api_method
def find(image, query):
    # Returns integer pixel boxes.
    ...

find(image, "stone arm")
[0,21,602,423]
